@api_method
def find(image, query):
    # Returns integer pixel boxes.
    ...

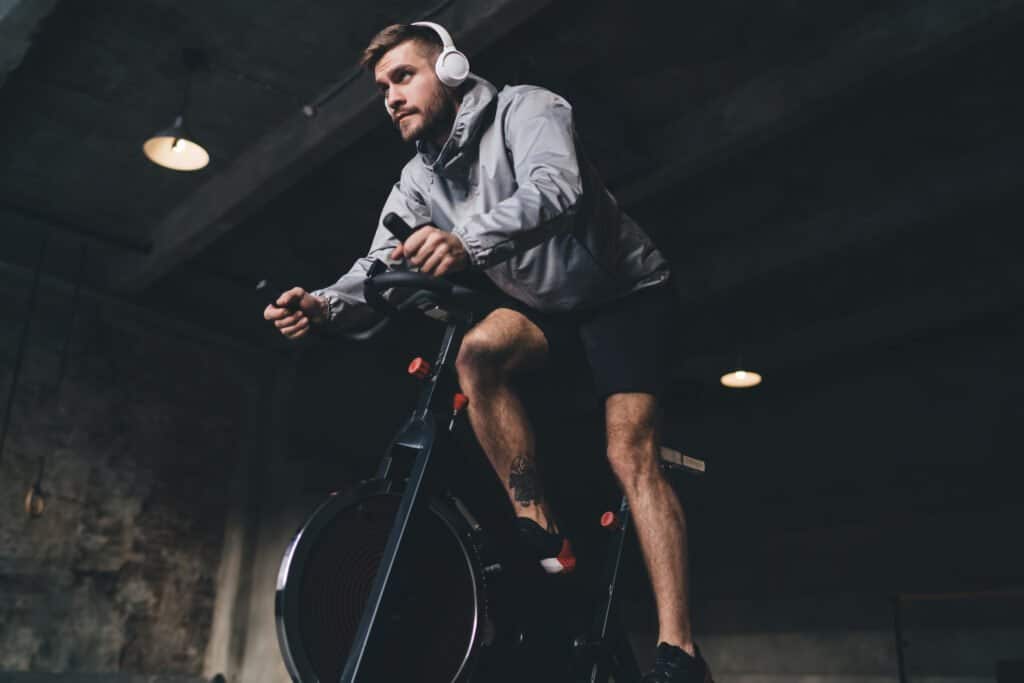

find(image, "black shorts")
[493,283,680,399]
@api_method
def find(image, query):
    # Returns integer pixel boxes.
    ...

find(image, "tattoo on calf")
[509,456,542,507]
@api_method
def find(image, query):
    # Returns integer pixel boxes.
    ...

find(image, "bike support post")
[584,494,638,683]
[340,320,465,683]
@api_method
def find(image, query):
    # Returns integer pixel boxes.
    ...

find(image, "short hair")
[359,24,443,72]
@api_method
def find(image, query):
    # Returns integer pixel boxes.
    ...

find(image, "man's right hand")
[263,286,327,340]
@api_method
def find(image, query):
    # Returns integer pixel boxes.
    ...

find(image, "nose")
[386,88,404,115]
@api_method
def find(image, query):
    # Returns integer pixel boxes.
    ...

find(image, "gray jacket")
[314,74,669,327]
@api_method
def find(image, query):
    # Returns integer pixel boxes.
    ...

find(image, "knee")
[606,426,660,493]
[455,327,510,389]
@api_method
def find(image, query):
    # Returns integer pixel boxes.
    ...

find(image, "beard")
[396,85,456,144]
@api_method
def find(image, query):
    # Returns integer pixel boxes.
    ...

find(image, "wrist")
[310,295,329,324]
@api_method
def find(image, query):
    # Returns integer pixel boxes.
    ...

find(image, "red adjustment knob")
[600,511,617,528]
[408,357,431,379]
[453,393,469,413]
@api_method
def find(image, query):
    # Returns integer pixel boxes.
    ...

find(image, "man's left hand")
[390,225,469,277]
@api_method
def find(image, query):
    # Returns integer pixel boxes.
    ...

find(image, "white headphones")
[385,21,470,114]
[412,21,470,87]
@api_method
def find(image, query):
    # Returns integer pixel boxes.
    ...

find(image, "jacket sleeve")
[452,89,583,268]
[311,166,430,329]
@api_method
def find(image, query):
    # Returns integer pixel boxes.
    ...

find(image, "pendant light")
[720,368,763,388]
[720,354,763,389]
[144,49,210,171]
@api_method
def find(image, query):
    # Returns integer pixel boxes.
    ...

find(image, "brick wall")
[0,267,266,676]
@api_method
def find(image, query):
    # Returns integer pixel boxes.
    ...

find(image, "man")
[263,22,712,683]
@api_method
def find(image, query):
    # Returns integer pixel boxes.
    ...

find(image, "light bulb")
[720,369,762,388]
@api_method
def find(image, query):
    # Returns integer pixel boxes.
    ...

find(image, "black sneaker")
[642,642,713,683]
[515,517,577,574]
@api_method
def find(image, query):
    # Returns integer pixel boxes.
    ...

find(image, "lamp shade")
[720,368,763,388]
[143,115,209,171]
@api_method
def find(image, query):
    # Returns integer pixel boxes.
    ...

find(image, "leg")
[605,392,694,655]
[455,308,559,532]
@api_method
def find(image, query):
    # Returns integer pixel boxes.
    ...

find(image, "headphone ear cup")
[435,47,470,87]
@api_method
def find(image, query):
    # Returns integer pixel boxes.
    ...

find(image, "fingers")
[385,226,465,275]
[273,311,304,329]
[419,242,451,274]
[275,286,306,308]
[402,228,431,259]
[265,286,307,323]
[433,256,456,277]
[263,286,313,340]
[409,231,446,268]
[279,316,310,338]
[264,305,308,339]
[264,304,295,321]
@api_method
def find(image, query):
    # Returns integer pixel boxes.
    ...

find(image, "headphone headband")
[411,21,455,50]
[407,20,469,88]
[384,20,469,115]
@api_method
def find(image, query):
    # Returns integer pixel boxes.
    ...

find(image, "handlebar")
[363,270,455,317]
[259,214,486,342]
[363,213,480,321]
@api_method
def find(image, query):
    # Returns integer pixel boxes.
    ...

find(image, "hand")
[262,286,326,340]
[389,225,468,277]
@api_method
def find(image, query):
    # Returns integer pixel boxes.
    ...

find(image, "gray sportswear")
[313,74,670,328]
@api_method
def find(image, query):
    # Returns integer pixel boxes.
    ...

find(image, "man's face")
[374,40,453,143]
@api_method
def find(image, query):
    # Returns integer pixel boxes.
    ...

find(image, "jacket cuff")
[310,290,341,323]
[452,225,489,268]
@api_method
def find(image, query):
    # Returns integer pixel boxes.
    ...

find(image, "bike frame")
[339,309,472,683]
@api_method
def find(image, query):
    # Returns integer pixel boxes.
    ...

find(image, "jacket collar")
[416,74,497,174]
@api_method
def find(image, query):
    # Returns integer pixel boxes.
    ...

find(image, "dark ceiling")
[2,0,1023,594]
[2,0,1019,342]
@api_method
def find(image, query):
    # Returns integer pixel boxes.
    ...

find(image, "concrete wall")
[3,255,1020,682]
[0,264,268,677]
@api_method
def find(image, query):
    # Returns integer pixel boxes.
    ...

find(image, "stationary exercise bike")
[270,215,705,683]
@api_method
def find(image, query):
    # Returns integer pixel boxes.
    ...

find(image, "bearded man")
[264,22,712,683]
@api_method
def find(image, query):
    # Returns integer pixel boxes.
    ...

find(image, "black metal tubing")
[363,270,456,319]
[584,496,635,683]
[372,320,463,483]
[340,408,441,682]
[340,314,468,683]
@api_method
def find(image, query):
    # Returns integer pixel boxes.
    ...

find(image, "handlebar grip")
[256,279,300,310]
[382,212,416,242]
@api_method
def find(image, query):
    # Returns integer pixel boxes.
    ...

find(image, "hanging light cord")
[55,244,86,393]
[0,237,47,470]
